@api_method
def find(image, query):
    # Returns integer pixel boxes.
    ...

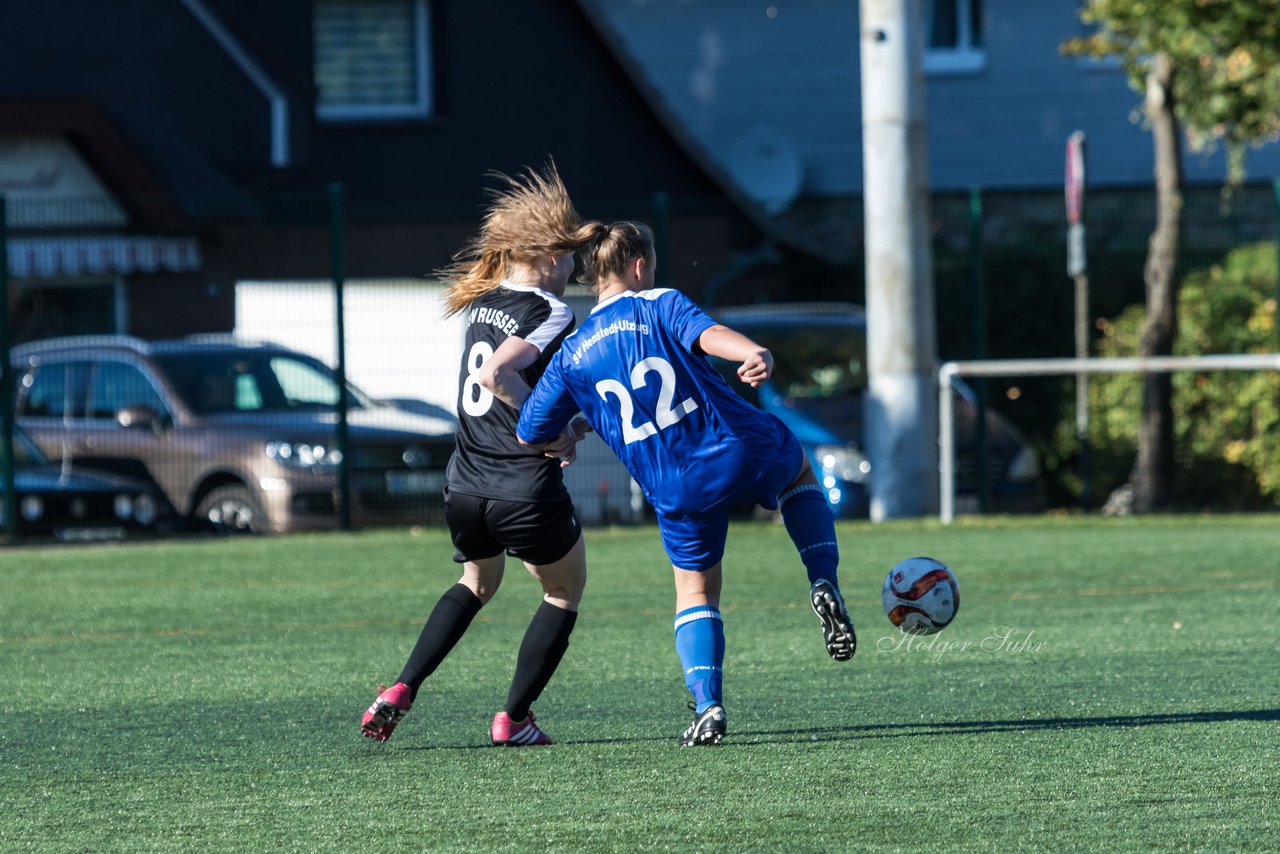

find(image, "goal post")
[938,353,1280,524]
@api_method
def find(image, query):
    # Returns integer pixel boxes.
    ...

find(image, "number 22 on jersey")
[595,357,698,445]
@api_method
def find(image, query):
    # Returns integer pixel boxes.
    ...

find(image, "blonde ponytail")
[439,162,601,317]
[578,221,656,292]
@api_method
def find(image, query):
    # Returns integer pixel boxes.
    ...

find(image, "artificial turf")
[1,515,1277,851]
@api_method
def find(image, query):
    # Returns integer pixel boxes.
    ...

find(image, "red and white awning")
[5,236,202,279]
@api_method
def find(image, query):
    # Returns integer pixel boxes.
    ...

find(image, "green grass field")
[1,516,1277,852]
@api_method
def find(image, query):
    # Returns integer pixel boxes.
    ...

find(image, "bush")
[1050,242,1280,509]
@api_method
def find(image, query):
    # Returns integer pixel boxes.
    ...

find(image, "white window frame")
[923,0,987,76]
[315,0,433,122]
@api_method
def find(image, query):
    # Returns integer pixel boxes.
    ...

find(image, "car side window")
[17,360,89,418]
[234,373,264,410]
[768,327,867,400]
[86,361,168,421]
[270,357,340,407]
[18,363,67,417]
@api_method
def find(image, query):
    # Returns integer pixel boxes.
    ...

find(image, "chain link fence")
[3,180,1278,541]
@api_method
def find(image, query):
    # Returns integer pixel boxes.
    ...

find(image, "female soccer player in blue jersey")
[517,221,856,746]
[361,165,595,747]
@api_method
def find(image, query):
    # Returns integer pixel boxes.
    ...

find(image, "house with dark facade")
[3,0,1277,348]
[0,0,775,347]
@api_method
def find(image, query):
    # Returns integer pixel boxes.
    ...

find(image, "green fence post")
[329,183,353,531]
[0,195,14,542]
[969,186,990,513]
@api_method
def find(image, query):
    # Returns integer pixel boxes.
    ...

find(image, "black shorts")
[444,486,581,566]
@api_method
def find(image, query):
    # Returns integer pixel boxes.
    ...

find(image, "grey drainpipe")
[179,0,290,168]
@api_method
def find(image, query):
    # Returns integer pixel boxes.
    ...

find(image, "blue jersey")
[517,288,784,515]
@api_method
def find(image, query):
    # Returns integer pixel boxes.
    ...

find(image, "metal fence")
[3,180,1279,541]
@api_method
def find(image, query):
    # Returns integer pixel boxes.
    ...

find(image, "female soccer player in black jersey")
[361,164,596,746]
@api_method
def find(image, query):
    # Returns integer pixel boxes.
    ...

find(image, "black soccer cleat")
[811,578,857,661]
[679,703,727,747]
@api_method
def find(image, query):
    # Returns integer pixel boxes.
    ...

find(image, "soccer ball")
[882,557,960,635]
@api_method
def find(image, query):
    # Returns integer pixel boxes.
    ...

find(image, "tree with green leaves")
[1063,0,1280,512]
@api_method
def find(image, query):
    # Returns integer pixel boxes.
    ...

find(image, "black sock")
[397,583,483,701]
[504,601,578,721]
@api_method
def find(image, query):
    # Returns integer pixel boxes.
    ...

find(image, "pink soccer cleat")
[491,710,553,746]
[361,682,412,742]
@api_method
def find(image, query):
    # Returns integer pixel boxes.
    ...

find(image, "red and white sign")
[1065,131,1086,226]
[1065,132,1087,277]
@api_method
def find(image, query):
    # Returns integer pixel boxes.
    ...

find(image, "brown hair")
[577,220,656,292]
[439,163,602,316]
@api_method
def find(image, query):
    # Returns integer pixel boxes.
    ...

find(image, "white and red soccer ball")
[882,557,960,635]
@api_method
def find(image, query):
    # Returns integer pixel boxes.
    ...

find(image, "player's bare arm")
[479,336,541,408]
[697,324,773,388]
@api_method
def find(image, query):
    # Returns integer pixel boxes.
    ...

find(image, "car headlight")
[134,494,158,527]
[20,495,44,522]
[816,444,871,484]
[1007,447,1040,481]
[265,441,343,469]
[113,494,135,520]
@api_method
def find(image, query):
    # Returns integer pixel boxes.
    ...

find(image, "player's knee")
[528,542,586,603]
[784,455,819,492]
[541,570,586,607]
[779,484,839,574]
[460,575,501,604]
[540,577,584,609]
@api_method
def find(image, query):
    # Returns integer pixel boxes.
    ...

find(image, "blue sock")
[779,484,840,588]
[674,605,724,713]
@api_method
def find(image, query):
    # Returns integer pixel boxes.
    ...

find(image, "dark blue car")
[713,302,1044,518]
[1,424,166,540]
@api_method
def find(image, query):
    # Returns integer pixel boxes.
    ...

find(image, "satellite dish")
[726,126,803,214]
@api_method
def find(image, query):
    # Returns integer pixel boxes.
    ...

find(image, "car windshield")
[152,351,371,415]
[742,323,867,400]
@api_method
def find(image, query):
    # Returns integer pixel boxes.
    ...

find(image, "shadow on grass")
[732,708,1280,744]
[386,709,1280,751]
[14,703,1274,758]
[392,732,675,752]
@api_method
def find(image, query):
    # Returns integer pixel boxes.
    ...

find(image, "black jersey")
[445,282,576,502]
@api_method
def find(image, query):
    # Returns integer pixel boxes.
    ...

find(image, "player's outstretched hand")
[737,349,773,389]
[540,423,584,467]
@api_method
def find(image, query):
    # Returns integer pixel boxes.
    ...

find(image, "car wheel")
[196,485,266,535]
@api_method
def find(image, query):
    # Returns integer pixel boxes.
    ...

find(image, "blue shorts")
[655,418,804,570]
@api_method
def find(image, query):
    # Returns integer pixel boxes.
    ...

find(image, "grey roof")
[579,0,1280,214]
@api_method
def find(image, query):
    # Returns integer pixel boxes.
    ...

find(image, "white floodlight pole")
[860,0,939,520]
